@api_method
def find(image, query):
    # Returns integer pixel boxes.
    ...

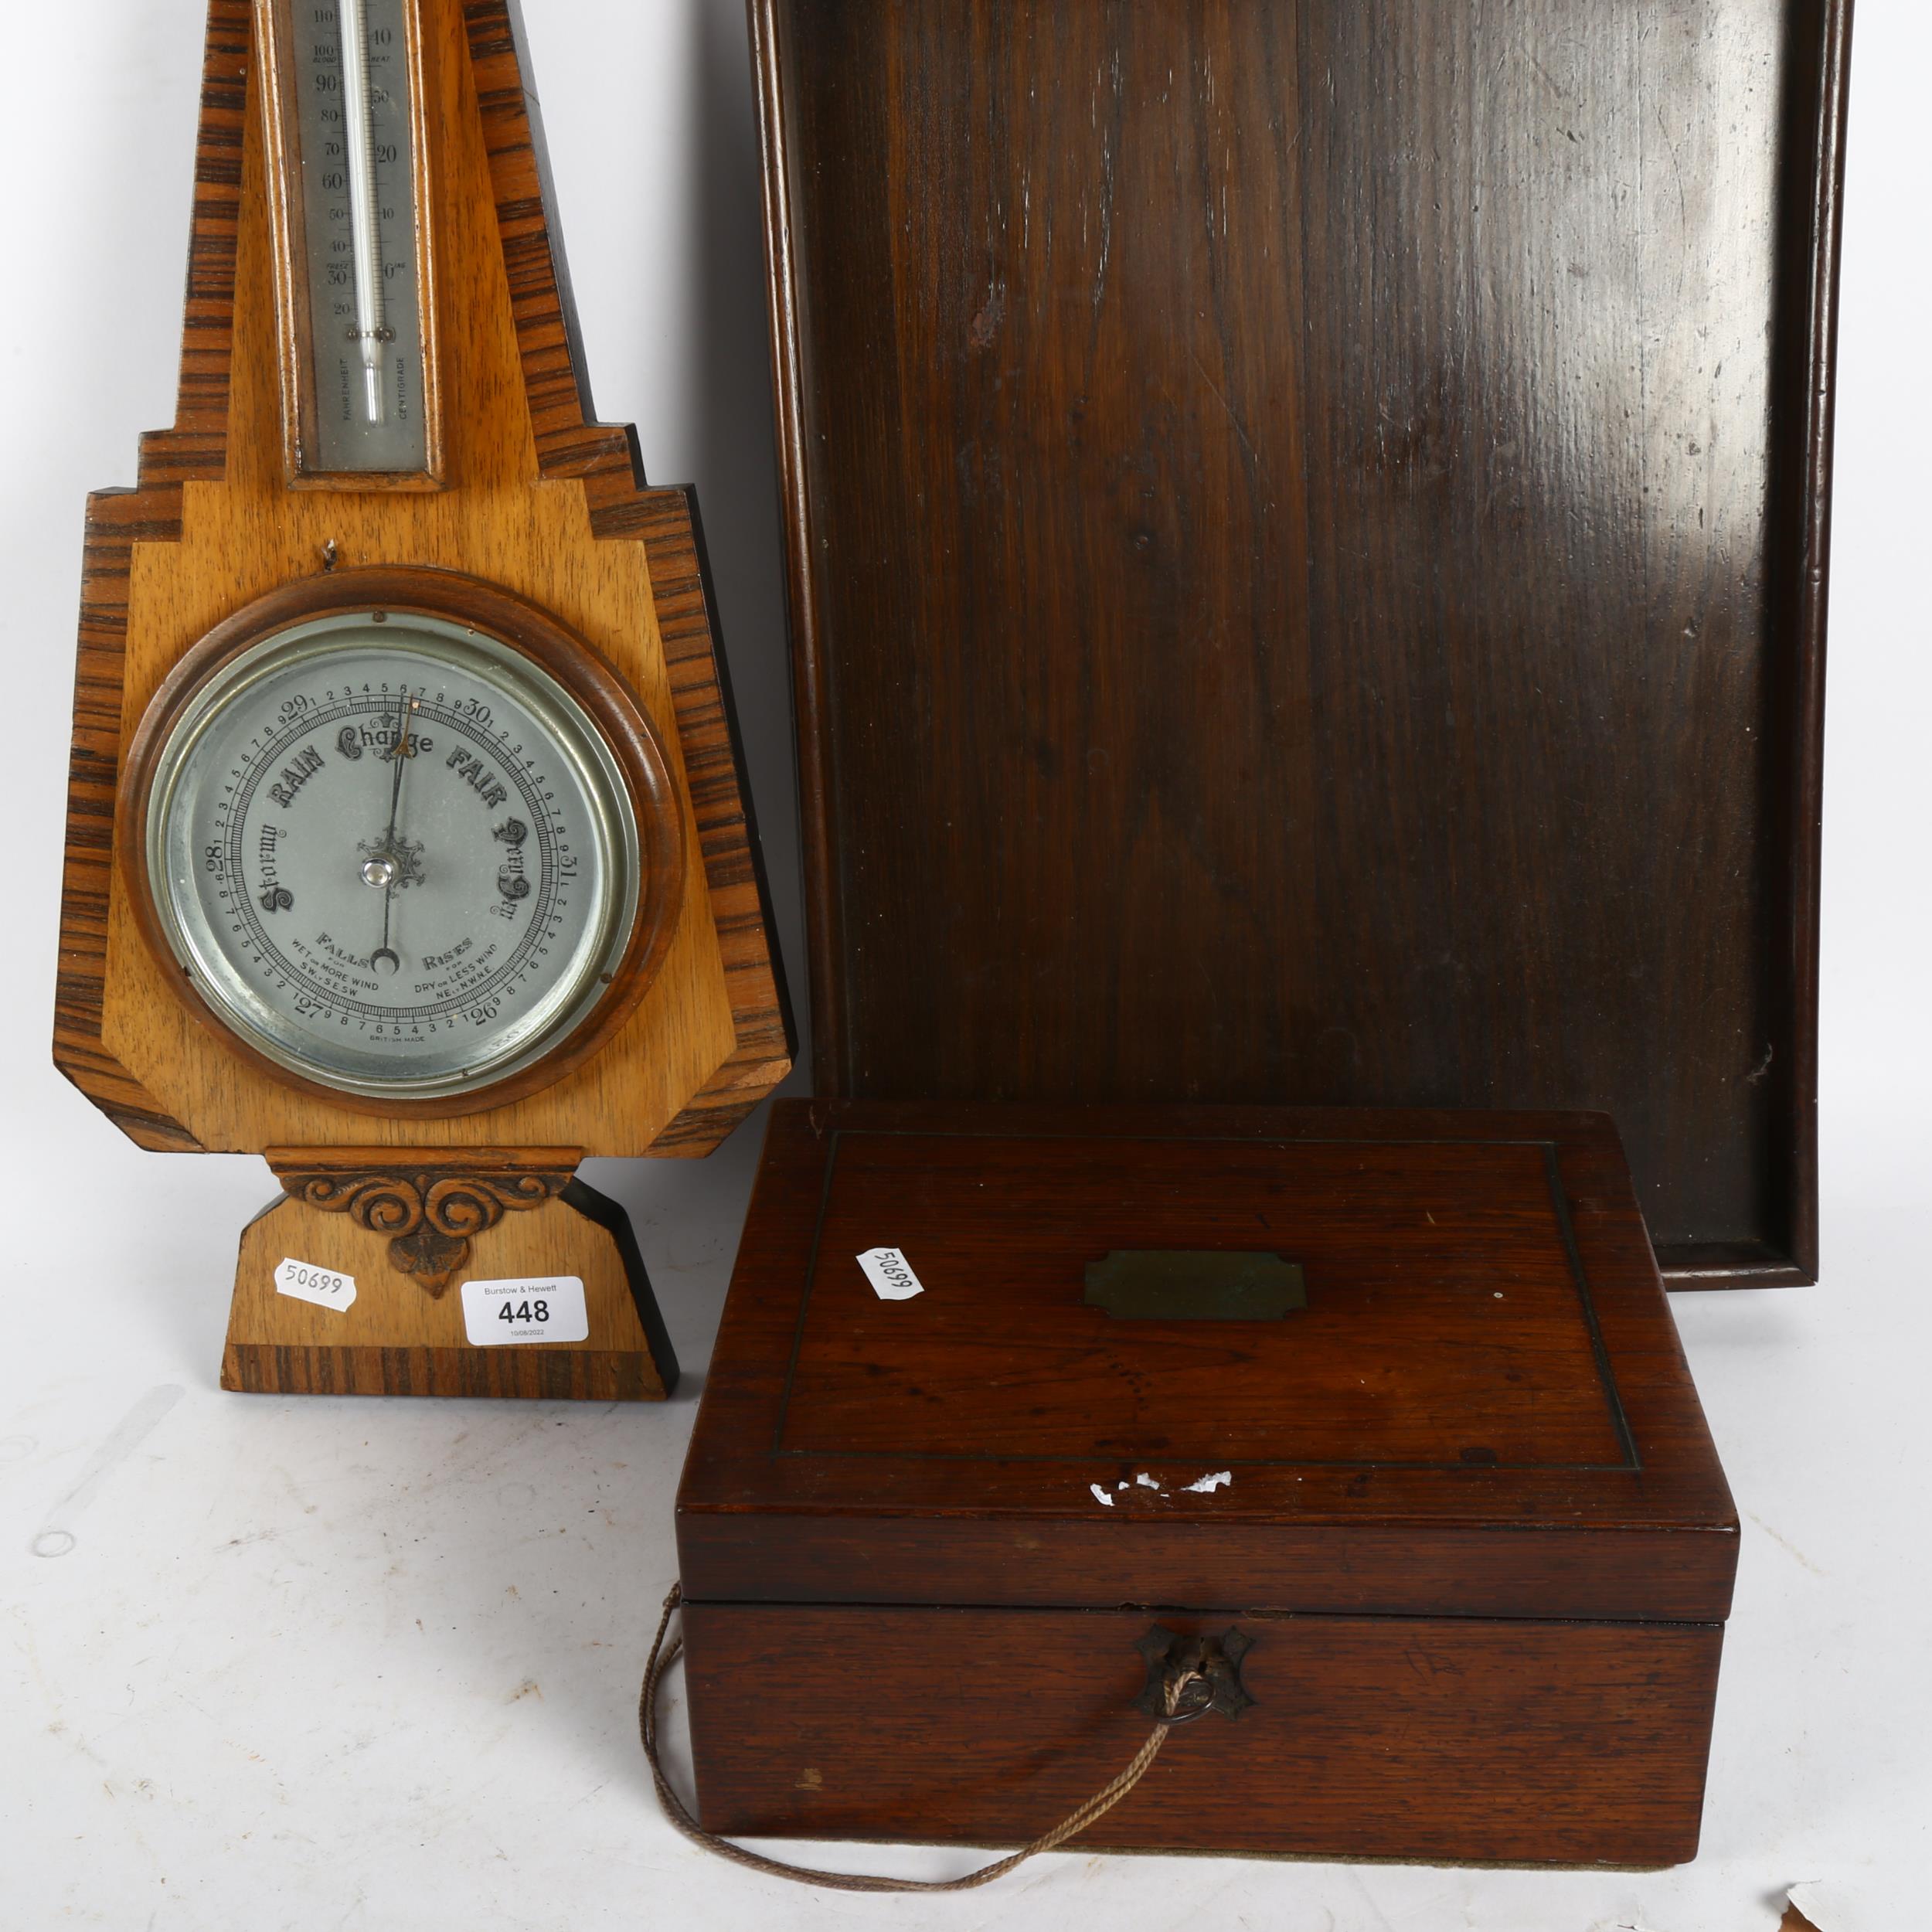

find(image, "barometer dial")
[131,590,675,1104]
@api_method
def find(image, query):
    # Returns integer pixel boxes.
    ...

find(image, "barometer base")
[222,1151,678,1400]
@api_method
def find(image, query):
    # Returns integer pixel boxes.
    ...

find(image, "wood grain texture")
[751,0,1854,1284]
[54,0,791,1156]
[267,1142,577,1291]
[467,0,794,1150]
[226,1163,675,1398]
[681,1603,1723,1866]
[677,1100,1737,1623]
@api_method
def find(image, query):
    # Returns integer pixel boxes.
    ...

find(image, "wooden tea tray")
[750,0,1852,1284]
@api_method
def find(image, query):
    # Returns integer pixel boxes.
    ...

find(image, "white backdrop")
[2,4,1926,1929]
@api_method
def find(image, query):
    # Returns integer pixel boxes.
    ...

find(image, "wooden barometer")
[54,0,791,1400]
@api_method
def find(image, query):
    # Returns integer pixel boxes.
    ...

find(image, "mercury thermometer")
[259,0,439,479]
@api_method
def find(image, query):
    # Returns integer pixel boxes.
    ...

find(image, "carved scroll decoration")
[279,1166,572,1293]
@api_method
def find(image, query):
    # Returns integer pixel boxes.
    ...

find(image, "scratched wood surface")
[780,1131,1631,1466]
[751,0,1852,1283]
[678,1101,1738,1625]
[680,1602,1724,1866]
[54,0,791,1156]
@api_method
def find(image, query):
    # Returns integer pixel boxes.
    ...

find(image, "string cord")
[639,1583,1198,1894]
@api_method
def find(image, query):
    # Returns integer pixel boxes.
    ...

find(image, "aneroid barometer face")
[142,610,642,1100]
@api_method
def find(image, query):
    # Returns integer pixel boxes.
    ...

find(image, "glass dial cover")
[142,607,643,1100]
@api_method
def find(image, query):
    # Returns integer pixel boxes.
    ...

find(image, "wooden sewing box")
[675,0,1849,1869]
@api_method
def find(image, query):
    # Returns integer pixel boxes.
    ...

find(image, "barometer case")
[54,0,791,1400]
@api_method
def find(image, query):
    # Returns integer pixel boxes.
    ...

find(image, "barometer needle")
[384,690,413,847]
[337,0,389,424]
[374,691,417,971]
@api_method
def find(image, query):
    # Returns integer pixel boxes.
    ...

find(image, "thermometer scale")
[259,0,438,480]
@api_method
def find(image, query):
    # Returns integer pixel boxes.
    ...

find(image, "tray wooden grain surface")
[750,0,1853,1284]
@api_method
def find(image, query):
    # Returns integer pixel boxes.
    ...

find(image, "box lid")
[678,1101,1738,1622]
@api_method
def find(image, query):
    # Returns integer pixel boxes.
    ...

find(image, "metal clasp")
[1132,1624,1257,1725]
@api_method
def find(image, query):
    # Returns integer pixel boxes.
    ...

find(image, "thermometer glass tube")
[277,0,433,475]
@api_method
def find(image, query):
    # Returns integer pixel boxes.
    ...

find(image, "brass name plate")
[1083,1251,1307,1321]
